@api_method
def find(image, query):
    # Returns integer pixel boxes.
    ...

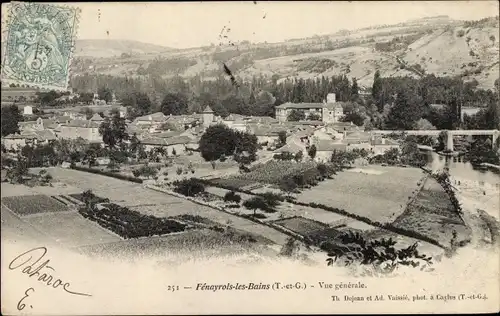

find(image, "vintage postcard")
[1,1,499,315]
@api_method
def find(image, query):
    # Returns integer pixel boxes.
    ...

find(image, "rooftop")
[134,112,168,123]
[90,113,104,121]
[64,120,100,128]
[141,135,192,146]
[273,140,306,154]
[315,140,347,152]
[275,102,344,110]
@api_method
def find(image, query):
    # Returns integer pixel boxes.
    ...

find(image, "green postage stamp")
[1,2,80,91]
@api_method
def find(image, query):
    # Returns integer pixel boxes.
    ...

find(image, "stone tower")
[202,105,214,128]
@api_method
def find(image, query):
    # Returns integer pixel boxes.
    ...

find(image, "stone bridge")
[370,129,500,151]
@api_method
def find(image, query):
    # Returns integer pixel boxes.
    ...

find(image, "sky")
[71,1,499,48]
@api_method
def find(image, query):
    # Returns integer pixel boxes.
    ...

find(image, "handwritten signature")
[9,246,92,297]
[17,288,34,311]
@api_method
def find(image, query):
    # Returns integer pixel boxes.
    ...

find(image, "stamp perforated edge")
[0,2,81,92]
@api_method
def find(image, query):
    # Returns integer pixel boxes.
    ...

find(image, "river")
[426,152,499,186]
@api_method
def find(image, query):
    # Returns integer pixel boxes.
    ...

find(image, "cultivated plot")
[1,194,70,216]
[23,211,122,248]
[296,166,425,223]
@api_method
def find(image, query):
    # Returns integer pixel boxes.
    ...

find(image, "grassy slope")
[75,39,174,58]
[74,17,499,89]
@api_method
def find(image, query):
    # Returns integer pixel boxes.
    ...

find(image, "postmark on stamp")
[1,2,80,91]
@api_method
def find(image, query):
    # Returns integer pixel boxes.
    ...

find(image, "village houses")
[275,93,344,123]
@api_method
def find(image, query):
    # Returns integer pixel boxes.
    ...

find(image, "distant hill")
[74,39,175,58]
[72,16,499,90]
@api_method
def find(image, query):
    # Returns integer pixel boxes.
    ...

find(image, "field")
[209,177,258,190]
[22,211,122,247]
[296,166,425,224]
[1,205,53,243]
[392,176,472,247]
[273,217,329,236]
[1,194,70,216]
[75,229,276,260]
[44,168,292,245]
[229,161,318,186]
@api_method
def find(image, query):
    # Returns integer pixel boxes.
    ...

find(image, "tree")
[173,178,205,197]
[199,124,258,167]
[340,112,365,126]
[385,88,424,130]
[372,70,383,110]
[107,159,120,172]
[278,131,287,147]
[82,144,100,167]
[99,112,129,149]
[1,105,22,137]
[254,90,277,117]
[307,113,321,121]
[36,90,61,106]
[260,192,283,209]
[97,87,113,104]
[331,150,356,166]
[6,156,29,184]
[78,92,94,105]
[467,137,500,165]
[122,92,152,117]
[161,93,189,115]
[129,133,140,155]
[414,118,436,146]
[233,131,258,166]
[294,150,303,162]
[350,77,359,101]
[80,107,94,120]
[224,191,242,204]
[308,145,317,160]
[279,178,298,197]
[400,138,427,167]
[287,109,305,121]
[133,164,159,179]
[243,197,269,217]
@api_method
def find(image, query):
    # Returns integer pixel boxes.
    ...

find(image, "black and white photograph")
[1,1,499,314]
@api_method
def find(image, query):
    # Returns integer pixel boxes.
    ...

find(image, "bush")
[172,178,205,197]
[260,191,285,206]
[132,164,158,179]
[72,190,110,206]
[273,152,295,161]
[243,196,277,213]
[176,167,183,175]
[243,213,267,219]
[324,231,433,274]
[224,191,242,203]
[71,165,143,183]
[456,29,465,37]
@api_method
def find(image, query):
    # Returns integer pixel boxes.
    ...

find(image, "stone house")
[141,135,192,156]
[275,93,344,123]
[57,120,101,142]
[313,140,348,162]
